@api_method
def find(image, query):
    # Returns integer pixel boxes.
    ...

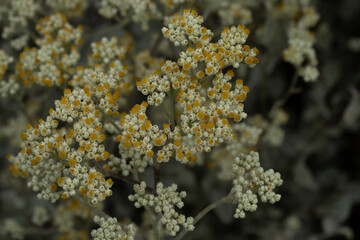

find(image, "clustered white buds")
[1,5,293,239]
[0,50,13,78]
[162,9,213,47]
[54,199,92,233]
[71,35,133,108]
[31,205,50,226]
[45,0,87,16]
[114,102,169,173]
[248,108,288,147]
[160,0,194,11]
[0,0,39,50]
[133,50,165,80]
[129,182,194,236]
[218,2,252,26]
[134,9,259,166]
[7,87,114,203]
[99,0,161,30]
[231,151,283,218]
[0,218,24,240]
[89,37,127,66]
[0,50,19,97]
[0,117,27,146]
[91,215,137,240]
[211,108,288,182]
[211,122,263,181]
[137,74,170,106]
[71,66,131,113]
[16,13,83,87]
[282,2,320,81]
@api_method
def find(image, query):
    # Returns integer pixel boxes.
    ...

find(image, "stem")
[193,194,232,224]
[273,69,300,110]
[75,195,110,219]
[97,166,154,193]
[25,227,57,236]
[109,120,122,134]
[84,19,130,42]
[150,32,163,57]
[131,169,139,182]
[153,161,161,195]
[160,103,172,120]
[132,169,161,239]
[169,87,176,129]
[175,194,233,240]
[145,205,160,239]
[97,107,122,134]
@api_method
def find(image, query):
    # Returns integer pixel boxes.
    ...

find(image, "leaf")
[293,160,318,190]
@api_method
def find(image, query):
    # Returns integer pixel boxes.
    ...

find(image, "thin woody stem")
[96,165,154,193]
[132,169,161,239]
[75,195,110,219]
[175,194,233,240]
[273,68,300,110]
[170,86,176,129]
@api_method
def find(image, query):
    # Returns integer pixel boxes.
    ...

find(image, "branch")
[150,32,163,57]
[175,194,233,240]
[97,166,154,193]
[75,195,110,219]
[273,68,300,110]
[153,161,161,195]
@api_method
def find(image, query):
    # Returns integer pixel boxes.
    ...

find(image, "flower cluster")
[133,9,259,166]
[71,66,131,114]
[160,0,194,11]
[1,5,292,239]
[71,35,133,108]
[129,182,194,236]
[7,20,136,204]
[211,122,263,181]
[0,0,88,50]
[281,0,320,81]
[31,205,50,226]
[231,151,283,218]
[162,9,213,47]
[88,36,127,67]
[249,107,289,147]
[8,87,114,204]
[0,218,24,240]
[210,108,288,182]
[112,102,163,173]
[218,1,252,26]
[99,0,161,30]
[0,118,27,148]
[0,0,39,50]
[45,0,88,16]
[0,50,19,97]
[16,13,83,87]
[133,49,165,80]
[91,216,137,240]
[55,199,91,230]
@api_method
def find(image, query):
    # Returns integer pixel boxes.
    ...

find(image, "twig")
[273,68,300,110]
[97,166,154,193]
[132,169,161,238]
[25,227,57,236]
[75,195,110,219]
[153,161,161,195]
[150,32,163,57]
[84,19,130,43]
[160,103,172,120]
[175,194,233,240]
[169,87,176,129]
